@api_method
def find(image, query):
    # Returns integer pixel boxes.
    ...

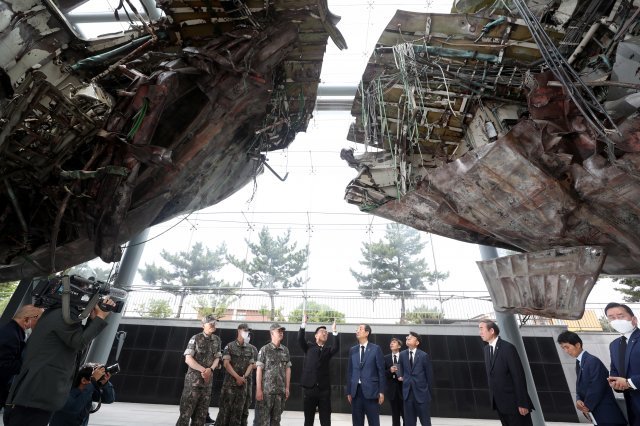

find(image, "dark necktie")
[490,346,494,362]
[620,336,628,377]
[360,345,365,364]
[575,359,580,376]
[410,351,414,368]
[393,354,397,365]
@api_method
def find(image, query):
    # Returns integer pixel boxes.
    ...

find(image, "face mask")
[610,319,635,334]
[24,328,32,340]
[241,331,250,343]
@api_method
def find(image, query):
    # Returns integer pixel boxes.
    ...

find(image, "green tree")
[258,305,285,322]
[289,301,346,323]
[613,277,640,302]
[192,294,235,319]
[405,304,444,324]
[351,224,448,324]
[139,242,234,318]
[0,281,19,315]
[229,227,308,320]
[137,298,173,318]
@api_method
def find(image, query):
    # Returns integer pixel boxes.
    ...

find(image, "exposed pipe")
[3,179,29,246]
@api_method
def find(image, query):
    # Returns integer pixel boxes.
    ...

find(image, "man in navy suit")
[606,302,640,425]
[557,331,627,425]
[397,332,433,426]
[479,319,534,426]
[384,337,404,426]
[346,324,385,426]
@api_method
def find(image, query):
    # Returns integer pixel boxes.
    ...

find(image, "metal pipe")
[0,279,37,326]
[478,245,545,426]
[567,21,601,65]
[66,11,150,24]
[3,179,29,244]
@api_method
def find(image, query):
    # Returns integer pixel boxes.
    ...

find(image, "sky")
[84,0,623,318]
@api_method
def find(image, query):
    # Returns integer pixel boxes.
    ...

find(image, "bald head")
[13,304,44,331]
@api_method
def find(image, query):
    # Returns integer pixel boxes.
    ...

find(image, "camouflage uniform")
[215,339,258,426]
[242,370,254,426]
[176,332,222,426]
[255,342,291,426]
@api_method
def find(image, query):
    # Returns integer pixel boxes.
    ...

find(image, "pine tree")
[289,301,346,323]
[613,277,640,302]
[229,227,308,320]
[351,223,448,323]
[139,242,234,318]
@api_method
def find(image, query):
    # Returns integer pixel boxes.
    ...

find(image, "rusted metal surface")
[344,2,640,295]
[0,0,344,280]
[476,247,606,320]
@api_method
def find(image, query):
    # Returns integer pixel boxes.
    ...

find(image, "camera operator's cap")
[270,322,286,331]
[238,323,251,331]
[315,325,327,333]
[203,314,217,324]
[408,331,422,344]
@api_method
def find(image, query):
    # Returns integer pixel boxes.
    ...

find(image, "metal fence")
[122,287,629,330]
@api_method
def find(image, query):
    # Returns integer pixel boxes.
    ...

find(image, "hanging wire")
[511,0,619,160]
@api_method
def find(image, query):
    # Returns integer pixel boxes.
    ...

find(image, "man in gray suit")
[4,298,115,426]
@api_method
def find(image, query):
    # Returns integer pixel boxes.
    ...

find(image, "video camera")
[32,275,126,321]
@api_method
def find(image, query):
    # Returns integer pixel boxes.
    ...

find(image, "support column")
[85,228,150,364]
[479,245,545,426]
[0,278,40,326]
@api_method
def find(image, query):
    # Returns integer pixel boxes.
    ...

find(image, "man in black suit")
[557,330,627,425]
[384,337,404,426]
[298,314,339,426]
[0,304,43,408]
[479,319,534,426]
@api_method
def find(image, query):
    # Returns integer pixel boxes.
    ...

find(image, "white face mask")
[610,319,635,334]
[241,331,250,343]
[24,328,32,340]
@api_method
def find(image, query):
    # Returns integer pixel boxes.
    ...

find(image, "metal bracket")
[249,153,289,182]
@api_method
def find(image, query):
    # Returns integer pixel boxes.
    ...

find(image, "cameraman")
[50,362,116,426]
[3,297,115,426]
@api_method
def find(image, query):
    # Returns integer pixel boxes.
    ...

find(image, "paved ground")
[86,403,581,425]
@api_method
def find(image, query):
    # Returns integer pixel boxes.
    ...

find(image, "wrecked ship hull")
[343,2,640,317]
[0,0,345,280]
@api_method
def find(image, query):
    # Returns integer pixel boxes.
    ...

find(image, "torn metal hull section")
[476,246,605,320]
[344,6,640,277]
[344,3,640,317]
[0,0,345,280]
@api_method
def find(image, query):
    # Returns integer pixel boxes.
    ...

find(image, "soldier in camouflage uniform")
[176,315,222,426]
[255,323,291,426]
[215,323,258,426]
